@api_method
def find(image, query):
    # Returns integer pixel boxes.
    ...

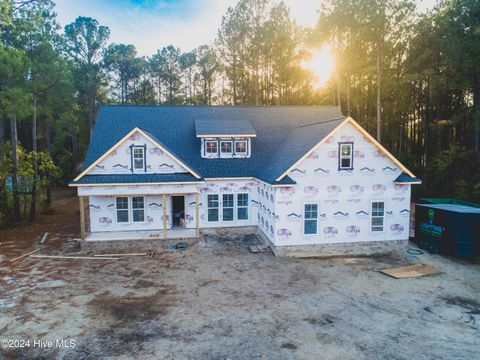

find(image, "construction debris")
[10,249,41,263]
[379,264,442,279]
[31,255,118,260]
[40,232,49,244]
[249,245,259,253]
[94,253,147,257]
[249,245,270,253]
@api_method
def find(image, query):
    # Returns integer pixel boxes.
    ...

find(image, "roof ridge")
[295,116,346,129]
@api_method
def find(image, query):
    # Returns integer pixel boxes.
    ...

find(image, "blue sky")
[54,0,437,56]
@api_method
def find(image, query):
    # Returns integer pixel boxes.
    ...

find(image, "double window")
[207,193,248,222]
[132,146,145,171]
[304,204,318,235]
[116,196,145,223]
[338,142,353,170]
[371,201,385,232]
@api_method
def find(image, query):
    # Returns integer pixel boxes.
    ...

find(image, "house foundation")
[269,239,409,258]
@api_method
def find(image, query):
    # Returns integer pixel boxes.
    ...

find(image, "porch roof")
[70,173,203,185]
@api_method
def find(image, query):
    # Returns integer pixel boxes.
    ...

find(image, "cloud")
[55,0,237,55]
[54,0,437,56]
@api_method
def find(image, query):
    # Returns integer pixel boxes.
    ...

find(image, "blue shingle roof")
[80,105,346,184]
[195,118,256,137]
[73,173,202,185]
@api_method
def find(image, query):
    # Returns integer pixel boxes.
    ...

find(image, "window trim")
[237,193,249,221]
[234,139,248,155]
[116,196,130,223]
[370,200,385,233]
[220,140,233,154]
[222,193,234,221]
[132,196,145,223]
[131,145,146,172]
[205,140,218,155]
[303,203,319,236]
[338,142,354,170]
[115,196,147,224]
[207,194,219,222]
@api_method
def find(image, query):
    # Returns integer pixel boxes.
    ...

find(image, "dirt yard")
[0,189,479,359]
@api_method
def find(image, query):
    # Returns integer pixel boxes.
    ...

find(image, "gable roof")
[77,105,417,185]
[74,127,201,182]
[195,118,256,137]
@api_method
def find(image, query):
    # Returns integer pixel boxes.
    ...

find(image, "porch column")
[79,196,85,240]
[195,192,199,236]
[163,194,167,239]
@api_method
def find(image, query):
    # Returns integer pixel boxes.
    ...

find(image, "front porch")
[78,191,200,241]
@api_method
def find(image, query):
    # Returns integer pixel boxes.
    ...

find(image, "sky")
[54,0,438,56]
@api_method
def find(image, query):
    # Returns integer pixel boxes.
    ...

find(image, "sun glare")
[302,45,335,89]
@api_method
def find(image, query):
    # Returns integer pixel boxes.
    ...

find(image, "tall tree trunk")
[376,45,382,142]
[255,54,259,106]
[71,118,78,166]
[30,95,38,221]
[88,68,96,141]
[10,112,20,223]
[0,111,4,161]
[474,80,479,151]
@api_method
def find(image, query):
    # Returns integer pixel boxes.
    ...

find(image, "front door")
[172,196,185,228]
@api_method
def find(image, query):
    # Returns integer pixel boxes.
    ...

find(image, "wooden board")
[31,255,118,260]
[379,264,441,279]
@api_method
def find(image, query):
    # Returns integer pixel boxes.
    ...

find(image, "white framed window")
[237,193,248,220]
[235,140,248,155]
[371,201,385,232]
[205,140,218,154]
[116,197,129,223]
[338,142,353,170]
[132,196,145,223]
[220,141,233,154]
[207,194,219,222]
[222,194,234,221]
[132,146,145,171]
[304,203,318,235]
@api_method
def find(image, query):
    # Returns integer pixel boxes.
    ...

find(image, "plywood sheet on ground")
[379,264,441,279]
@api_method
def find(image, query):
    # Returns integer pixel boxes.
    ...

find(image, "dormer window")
[132,146,145,171]
[220,141,233,154]
[235,140,247,155]
[205,140,218,154]
[196,118,255,159]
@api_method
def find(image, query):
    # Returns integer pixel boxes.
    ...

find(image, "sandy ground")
[0,189,479,359]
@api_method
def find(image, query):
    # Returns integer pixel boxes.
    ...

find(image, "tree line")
[0,0,479,227]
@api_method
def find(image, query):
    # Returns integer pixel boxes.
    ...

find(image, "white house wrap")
[70,105,420,256]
